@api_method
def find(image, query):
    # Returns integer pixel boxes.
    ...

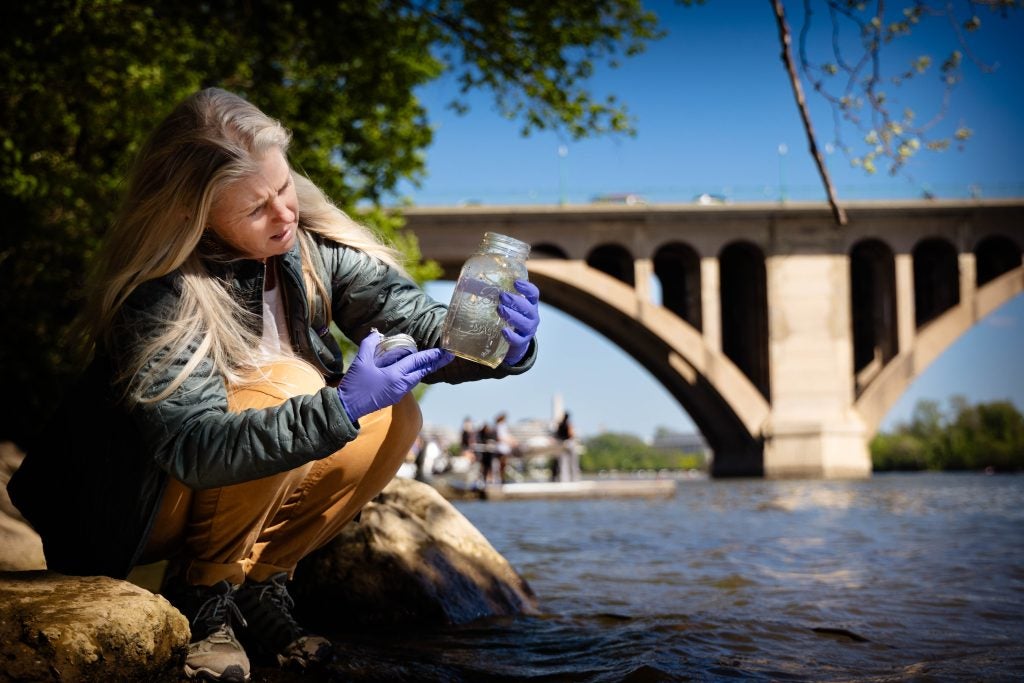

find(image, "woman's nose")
[271,196,295,222]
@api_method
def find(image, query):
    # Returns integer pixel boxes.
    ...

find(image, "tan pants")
[143,359,420,586]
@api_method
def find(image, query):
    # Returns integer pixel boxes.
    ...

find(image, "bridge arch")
[850,238,898,395]
[587,243,634,286]
[913,237,960,327]
[855,265,1024,434]
[653,242,702,329]
[975,235,1022,286]
[532,243,568,259]
[526,259,769,476]
[720,241,770,400]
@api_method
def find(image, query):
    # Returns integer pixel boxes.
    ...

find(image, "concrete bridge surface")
[402,199,1024,478]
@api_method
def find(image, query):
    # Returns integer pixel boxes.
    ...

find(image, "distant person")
[494,412,518,484]
[555,412,580,483]
[405,435,424,478]
[477,420,498,485]
[460,416,477,461]
[415,437,442,482]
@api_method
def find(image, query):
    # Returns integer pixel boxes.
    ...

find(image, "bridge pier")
[700,257,721,352]
[761,252,872,478]
[763,419,870,478]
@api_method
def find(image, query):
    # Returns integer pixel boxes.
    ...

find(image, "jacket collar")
[194,233,309,339]
[197,232,304,291]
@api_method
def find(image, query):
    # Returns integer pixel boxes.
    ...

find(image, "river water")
[313,472,1024,682]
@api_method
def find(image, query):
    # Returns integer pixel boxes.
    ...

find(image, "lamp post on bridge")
[777,143,788,204]
[558,144,569,206]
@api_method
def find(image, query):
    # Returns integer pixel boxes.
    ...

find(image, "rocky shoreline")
[0,442,537,681]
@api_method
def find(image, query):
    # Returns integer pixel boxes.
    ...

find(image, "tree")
[871,397,1024,471]
[581,431,704,471]
[948,399,1024,470]
[869,431,929,470]
[0,0,661,446]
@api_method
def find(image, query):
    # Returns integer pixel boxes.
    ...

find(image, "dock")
[481,478,677,501]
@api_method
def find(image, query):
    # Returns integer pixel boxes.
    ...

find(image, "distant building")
[510,418,559,455]
[421,423,458,450]
[651,429,710,457]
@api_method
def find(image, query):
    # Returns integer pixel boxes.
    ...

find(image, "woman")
[9,88,539,682]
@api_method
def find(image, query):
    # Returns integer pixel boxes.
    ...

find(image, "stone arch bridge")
[403,200,1024,478]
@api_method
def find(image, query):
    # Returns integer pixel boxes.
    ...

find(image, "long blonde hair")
[84,88,403,403]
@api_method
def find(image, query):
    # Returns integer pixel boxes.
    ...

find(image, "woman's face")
[208,147,299,260]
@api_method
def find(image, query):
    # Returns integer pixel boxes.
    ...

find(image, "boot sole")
[183,663,251,682]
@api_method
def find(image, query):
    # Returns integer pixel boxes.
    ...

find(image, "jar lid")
[374,333,418,360]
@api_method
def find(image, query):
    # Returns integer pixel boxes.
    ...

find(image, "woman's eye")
[248,204,264,217]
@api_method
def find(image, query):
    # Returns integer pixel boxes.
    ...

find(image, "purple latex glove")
[499,280,540,366]
[338,331,453,422]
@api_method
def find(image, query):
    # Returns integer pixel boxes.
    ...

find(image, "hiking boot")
[235,572,332,670]
[164,579,251,682]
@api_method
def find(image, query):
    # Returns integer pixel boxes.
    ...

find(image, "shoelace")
[194,588,248,636]
[250,574,303,638]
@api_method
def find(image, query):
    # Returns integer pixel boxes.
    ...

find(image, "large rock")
[0,443,189,682]
[0,442,45,571]
[292,477,538,628]
[0,571,189,682]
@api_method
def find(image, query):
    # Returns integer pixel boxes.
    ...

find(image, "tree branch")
[772,0,848,226]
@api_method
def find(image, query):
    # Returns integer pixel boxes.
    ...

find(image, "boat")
[431,475,677,501]
[483,478,676,501]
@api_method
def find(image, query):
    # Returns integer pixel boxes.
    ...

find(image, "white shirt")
[259,282,292,356]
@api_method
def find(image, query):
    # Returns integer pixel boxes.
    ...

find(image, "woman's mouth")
[271,225,293,241]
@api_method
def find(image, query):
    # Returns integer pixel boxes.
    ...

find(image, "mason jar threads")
[441,232,531,368]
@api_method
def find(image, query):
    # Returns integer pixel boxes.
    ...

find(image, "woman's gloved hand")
[499,280,540,366]
[337,331,453,422]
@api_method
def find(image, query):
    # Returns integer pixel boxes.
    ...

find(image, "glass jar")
[441,232,531,368]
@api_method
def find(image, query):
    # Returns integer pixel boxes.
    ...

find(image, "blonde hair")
[83,88,403,404]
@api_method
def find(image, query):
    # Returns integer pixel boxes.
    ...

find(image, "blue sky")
[397,1,1024,439]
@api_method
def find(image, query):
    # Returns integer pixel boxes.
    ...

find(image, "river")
[309,472,1024,682]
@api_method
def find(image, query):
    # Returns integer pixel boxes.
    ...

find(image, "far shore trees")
[871,397,1024,472]
[580,432,706,473]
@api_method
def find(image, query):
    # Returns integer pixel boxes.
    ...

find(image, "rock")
[292,477,538,629]
[1,443,188,681]
[0,442,45,571]
[0,571,189,682]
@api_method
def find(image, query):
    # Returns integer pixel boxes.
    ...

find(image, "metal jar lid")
[374,332,418,362]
